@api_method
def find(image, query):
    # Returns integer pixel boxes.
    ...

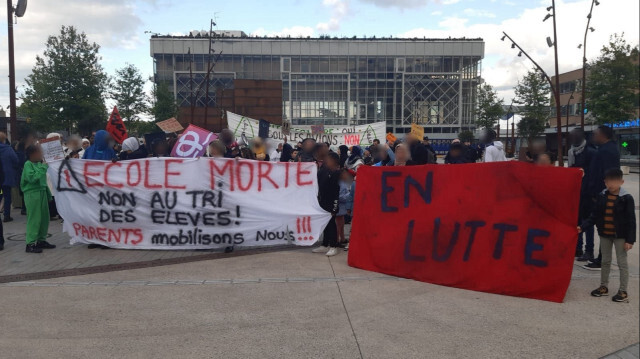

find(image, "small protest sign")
[386,132,397,144]
[311,124,325,135]
[106,106,128,144]
[170,124,217,158]
[281,120,291,136]
[410,123,424,140]
[40,136,65,162]
[156,118,184,133]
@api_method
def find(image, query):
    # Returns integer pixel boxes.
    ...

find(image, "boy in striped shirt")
[580,168,636,303]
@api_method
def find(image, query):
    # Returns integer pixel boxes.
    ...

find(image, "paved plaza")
[0,174,638,358]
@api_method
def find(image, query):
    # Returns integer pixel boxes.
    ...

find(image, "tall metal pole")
[580,0,597,130]
[551,0,564,166]
[203,20,214,128]
[6,0,18,140]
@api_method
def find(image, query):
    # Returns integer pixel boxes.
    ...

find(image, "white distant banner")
[48,158,331,250]
[227,111,386,147]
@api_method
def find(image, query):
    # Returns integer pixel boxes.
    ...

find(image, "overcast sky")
[1,0,638,117]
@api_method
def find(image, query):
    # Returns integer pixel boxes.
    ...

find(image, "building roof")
[150,32,483,42]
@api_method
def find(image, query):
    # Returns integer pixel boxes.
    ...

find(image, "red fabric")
[347,162,582,302]
[106,106,128,144]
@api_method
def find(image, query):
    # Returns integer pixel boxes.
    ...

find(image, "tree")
[149,82,179,123]
[20,26,108,135]
[111,64,148,123]
[474,84,504,130]
[457,130,474,143]
[514,70,551,146]
[586,34,639,125]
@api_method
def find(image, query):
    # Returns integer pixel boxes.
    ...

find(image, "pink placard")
[170,124,218,158]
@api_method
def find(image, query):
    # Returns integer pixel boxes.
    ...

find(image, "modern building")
[149,31,484,139]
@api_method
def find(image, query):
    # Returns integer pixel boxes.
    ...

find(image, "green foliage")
[457,130,475,143]
[111,64,148,122]
[474,84,505,130]
[586,34,639,125]
[20,26,108,136]
[514,70,551,145]
[149,82,179,123]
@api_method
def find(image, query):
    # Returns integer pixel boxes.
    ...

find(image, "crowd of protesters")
[0,122,634,302]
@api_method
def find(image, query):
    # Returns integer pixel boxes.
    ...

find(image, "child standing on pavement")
[21,145,56,253]
[580,168,636,302]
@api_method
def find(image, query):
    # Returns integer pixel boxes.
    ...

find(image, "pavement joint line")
[0,276,401,287]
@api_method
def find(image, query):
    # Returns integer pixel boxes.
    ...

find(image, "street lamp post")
[6,0,18,140]
[501,31,563,165]
[548,0,564,166]
[566,92,575,137]
[578,0,599,129]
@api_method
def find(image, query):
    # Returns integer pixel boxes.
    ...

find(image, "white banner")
[48,158,331,250]
[227,111,386,147]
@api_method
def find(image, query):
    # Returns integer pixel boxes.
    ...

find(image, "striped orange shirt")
[602,194,617,236]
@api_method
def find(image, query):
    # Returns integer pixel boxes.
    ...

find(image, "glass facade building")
[150,31,484,137]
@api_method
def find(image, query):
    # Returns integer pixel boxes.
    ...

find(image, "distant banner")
[347,162,582,303]
[48,158,331,250]
[227,111,385,147]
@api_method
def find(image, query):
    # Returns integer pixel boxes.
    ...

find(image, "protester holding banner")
[118,137,148,161]
[207,140,226,158]
[345,146,364,172]
[150,138,170,158]
[83,130,116,161]
[313,152,341,257]
[407,135,433,165]
[444,140,469,165]
[21,145,55,253]
[297,138,316,163]
[65,135,85,159]
[480,129,507,163]
[280,143,294,162]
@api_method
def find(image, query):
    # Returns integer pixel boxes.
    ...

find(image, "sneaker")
[577,252,594,262]
[326,247,339,257]
[575,248,584,257]
[344,243,349,251]
[312,246,329,253]
[3,216,13,223]
[582,262,601,271]
[36,241,56,249]
[590,285,609,297]
[25,244,43,253]
[612,290,629,303]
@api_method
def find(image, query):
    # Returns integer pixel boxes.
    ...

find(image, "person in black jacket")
[408,134,434,165]
[580,168,635,303]
[583,125,621,269]
[312,152,341,256]
[568,128,598,260]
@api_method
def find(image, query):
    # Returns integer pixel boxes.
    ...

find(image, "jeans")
[322,216,338,248]
[1,185,12,218]
[576,225,595,254]
[335,215,346,243]
[600,236,629,292]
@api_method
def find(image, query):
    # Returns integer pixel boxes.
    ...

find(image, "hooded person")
[118,137,148,160]
[82,130,116,161]
[480,129,506,163]
[280,143,294,162]
[345,146,364,171]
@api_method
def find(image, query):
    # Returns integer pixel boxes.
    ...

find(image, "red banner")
[106,106,128,144]
[348,162,582,302]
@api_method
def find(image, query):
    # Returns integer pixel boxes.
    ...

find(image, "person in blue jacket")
[82,130,116,161]
[0,131,19,222]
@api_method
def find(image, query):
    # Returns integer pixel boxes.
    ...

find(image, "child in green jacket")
[20,145,56,253]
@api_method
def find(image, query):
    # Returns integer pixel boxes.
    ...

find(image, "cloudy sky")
[1,0,638,116]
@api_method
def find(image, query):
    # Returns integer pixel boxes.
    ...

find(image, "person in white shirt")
[481,129,507,162]
[270,143,283,162]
